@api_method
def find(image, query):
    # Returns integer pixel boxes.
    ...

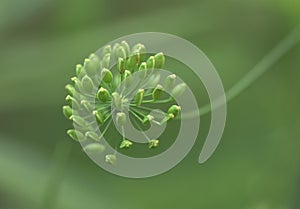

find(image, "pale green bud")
[103,69,113,83]
[67,129,84,142]
[124,70,133,87]
[93,110,104,124]
[81,100,93,112]
[127,52,140,70]
[105,154,117,165]
[132,43,145,52]
[84,57,100,76]
[85,131,100,141]
[164,74,176,91]
[118,57,126,74]
[65,95,79,108]
[70,115,87,127]
[121,40,130,57]
[132,43,146,60]
[154,52,165,69]
[83,143,105,154]
[97,87,110,102]
[167,105,181,118]
[134,89,144,106]
[120,140,133,149]
[81,75,94,92]
[65,84,75,96]
[102,45,111,57]
[112,73,121,90]
[102,53,111,68]
[112,92,122,110]
[101,68,113,83]
[152,84,163,101]
[63,105,73,119]
[149,139,159,148]
[146,56,155,69]
[112,43,121,59]
[143,114,154,124]
[117,46,126,59]
[76,64,83,76]
[116,112,126,126]
[138,62,147,79]
[71,76,81,86]
[171,83,186,98]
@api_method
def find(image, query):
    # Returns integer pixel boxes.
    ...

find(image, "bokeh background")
[1,0,300,209]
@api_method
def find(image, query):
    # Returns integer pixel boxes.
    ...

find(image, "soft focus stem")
[182,24,300,119]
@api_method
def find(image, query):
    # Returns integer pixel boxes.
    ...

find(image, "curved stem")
[182,24,300,119]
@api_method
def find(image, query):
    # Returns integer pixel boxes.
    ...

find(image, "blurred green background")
[1,0,300,209]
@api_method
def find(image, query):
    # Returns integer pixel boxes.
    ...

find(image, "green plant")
[63,41,187,163]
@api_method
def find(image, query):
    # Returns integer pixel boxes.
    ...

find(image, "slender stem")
[131,115,151,142]
[130,107,147,117]
[130,104,155,112]
[98,118,112,141]
[181,25,300,119]
[142,98,172,104]
[129,109,145,123]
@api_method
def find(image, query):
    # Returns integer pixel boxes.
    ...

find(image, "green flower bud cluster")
[63,41,187,165]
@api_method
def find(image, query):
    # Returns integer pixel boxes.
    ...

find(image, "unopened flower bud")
[102,53,111,68]
[102,45,111,57]
[83,143,105,154]
[118,57,126,74]
[146,56,155,69]
[117,46,126,59]
[65,95,79,108]
[132,43,146,60]
[134,89,144,106]
[105,154,117,165]
[152,84,163,101]
[81,75,94,92]
[101,68,113,83]
[154,52,165,69]
[168,105,181,118]
[97,87,110,102]
[116,112,126,126]
[112,43,121,59]
[164,74,176,91]
[81,100,93,112]
[63,105,72,119]
[84,56,100,76]
[149,139,159,148]
[89,53,100,68]
[70,115,87,127]
[143,114,154,124]
[65,84,75,96]
[67,129,84,141]
[112,92,122,110]
[71,76,81,86]
[120,140,133,149]
[127,52,140,69]
[171,83,186,98]
[138,62,147,79]
[85,131,100,141]
[93,110,104,124]
[124,70,133,87]
[76,64,83,76]
[121,40,130,57]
